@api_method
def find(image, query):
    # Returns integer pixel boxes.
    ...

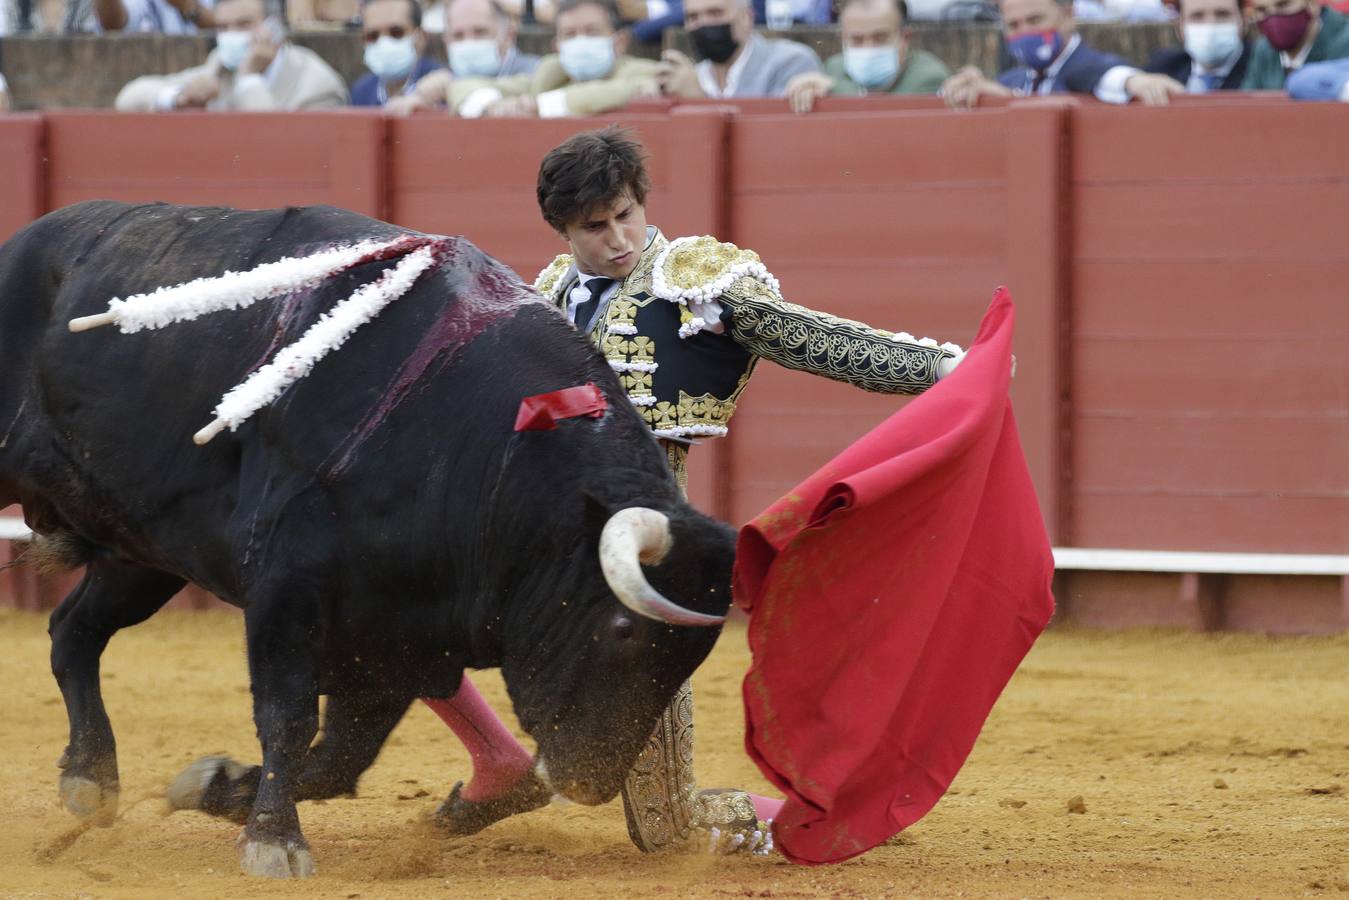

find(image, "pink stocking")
[421,675,535,802]
[750,794,784,821]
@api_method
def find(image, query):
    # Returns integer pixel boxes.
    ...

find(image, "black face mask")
[690,23,740,63]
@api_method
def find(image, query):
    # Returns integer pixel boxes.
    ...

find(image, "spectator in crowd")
[654,0,822,98]
[783,0,950,112]
[1286,54,1349,94]
[406,0,659,116]
[388,0,542,111]
[114,0,348,110]
[1242,0,1349,88]
[940,0,1185,105]
[443,0,540,77]
[351,0,445,106]
[93,0,215,32]
[1144,0,1248,90]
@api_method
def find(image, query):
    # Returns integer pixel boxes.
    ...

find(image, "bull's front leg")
[238,592,321,878]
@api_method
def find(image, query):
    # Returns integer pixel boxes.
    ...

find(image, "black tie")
[572,277,614,333]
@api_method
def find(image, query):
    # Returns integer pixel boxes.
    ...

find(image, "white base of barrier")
[1052,548,1349,577]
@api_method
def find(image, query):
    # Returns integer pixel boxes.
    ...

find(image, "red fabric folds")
[513,383,607,432]
[733,287,1056,865]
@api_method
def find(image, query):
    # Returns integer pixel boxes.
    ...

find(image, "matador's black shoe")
[430,771,552,836]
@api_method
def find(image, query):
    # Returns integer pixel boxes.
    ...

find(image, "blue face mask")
[843,45,901,89]
[1007,29,1064,71]
[215,30,252,71]
[558,35,615,82]
[449,38,502,77]
[364,34,418,81]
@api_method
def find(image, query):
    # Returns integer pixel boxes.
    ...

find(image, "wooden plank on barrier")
[0,114,45,245]
[723,108,1008,525]
[44,110,387,217]
[1068,102,1349,555]
[1005,98,1074,546]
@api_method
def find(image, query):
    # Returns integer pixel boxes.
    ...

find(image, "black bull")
[0,201,736,876]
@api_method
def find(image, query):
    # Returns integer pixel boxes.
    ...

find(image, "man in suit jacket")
[351,0,447,106]
[652,0,822,98]
[1242,0,1349,89]
[941,0,1184,107]
[114,0,348,111]
[427,0,660,116]
[1144,0,1249,92]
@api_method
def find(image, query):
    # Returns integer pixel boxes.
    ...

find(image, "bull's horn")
[598,507,725,627]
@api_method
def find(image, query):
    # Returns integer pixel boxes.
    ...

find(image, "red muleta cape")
[733,287,1055,865]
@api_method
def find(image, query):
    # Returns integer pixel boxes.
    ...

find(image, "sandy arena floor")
[1,607,1347,898]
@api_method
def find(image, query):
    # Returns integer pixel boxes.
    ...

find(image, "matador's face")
[561,191,648,281]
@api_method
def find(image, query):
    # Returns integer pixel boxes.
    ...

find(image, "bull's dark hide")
[0,201,735,873]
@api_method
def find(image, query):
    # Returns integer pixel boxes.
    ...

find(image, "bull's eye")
[612,615,635,640]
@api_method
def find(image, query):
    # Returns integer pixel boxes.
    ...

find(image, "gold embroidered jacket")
[535,228,958,441]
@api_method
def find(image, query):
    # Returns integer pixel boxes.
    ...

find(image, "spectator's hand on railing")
[405,69,454,110]
[386,94,432,116]
[785,72,833,114]
[175,72,221,108]
[1124,72,1184,106]
[485,95,539,117]
[656,50,706,99]
[940,65,1011,111]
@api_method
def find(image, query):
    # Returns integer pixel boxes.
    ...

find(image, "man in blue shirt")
[351,0,446,106]
[941,0,1184,106]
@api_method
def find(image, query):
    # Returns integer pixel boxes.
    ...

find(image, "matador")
[422,125,965,854]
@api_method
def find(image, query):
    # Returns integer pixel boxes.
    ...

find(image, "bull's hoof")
[166,756,257,823]
[240,839,315,878]
[431,772,552,836]
[59,774,118,827]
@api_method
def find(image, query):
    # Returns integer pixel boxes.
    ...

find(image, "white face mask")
[449,38,502,77]
[364,34,418,81]
[1183,21,1243,69]
[215,30,252,71]
[558,35,615,82]
[843,45,901,89]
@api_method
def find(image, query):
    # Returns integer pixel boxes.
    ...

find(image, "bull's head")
[500,500,735,806]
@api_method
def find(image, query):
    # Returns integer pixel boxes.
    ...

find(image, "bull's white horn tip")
[68,312,116,333]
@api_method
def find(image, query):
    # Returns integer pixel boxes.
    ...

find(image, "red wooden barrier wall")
[0,101,1345,628]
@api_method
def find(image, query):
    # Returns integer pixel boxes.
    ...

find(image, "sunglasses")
[362,25,409,41]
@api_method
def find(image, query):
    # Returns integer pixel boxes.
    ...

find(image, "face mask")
[1183,21,1242,68]
[215,30,252,71]
[843,45,900,89]
[364,34,418,81]
[558,35,616,81]
[1257,8,1312,51]
[1007,29,1065,71]
[689,23,740,64]
[448,37,501,77]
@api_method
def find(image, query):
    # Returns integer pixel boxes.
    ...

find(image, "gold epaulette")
[533,253,574,301]
[651,237,781,337]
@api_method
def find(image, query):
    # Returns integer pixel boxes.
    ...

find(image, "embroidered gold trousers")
[618,443,757,852]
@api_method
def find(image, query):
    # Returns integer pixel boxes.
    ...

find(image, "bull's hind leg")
[167,688,413,823]
[48,559,184,825]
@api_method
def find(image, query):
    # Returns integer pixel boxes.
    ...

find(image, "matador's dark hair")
[536,125,652,233]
